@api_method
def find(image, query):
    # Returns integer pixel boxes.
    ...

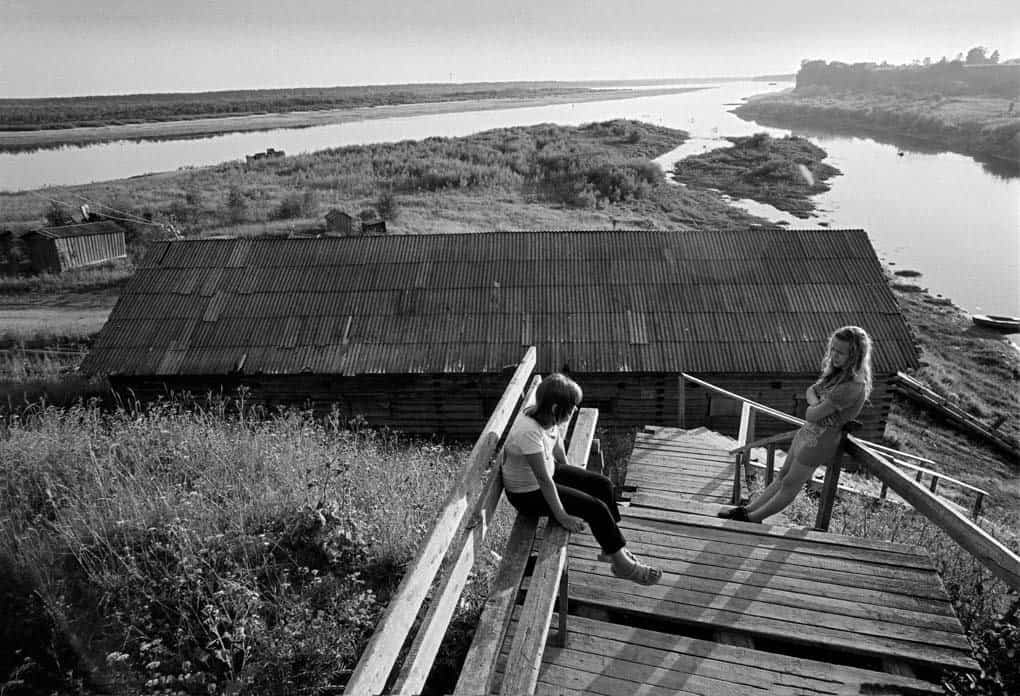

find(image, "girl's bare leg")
[746,462,815,523]
[744,455,795,515]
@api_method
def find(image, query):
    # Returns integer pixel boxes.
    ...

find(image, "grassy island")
[671,133,840,218]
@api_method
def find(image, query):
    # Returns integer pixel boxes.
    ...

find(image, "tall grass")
[0,398,481,694]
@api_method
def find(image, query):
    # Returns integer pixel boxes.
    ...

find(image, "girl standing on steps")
[719,326,873,524]
[502,373,662,585]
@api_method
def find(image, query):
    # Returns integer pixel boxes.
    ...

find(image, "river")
[2,81,1017,328]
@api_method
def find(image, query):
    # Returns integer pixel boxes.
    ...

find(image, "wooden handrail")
[389,374,543,695]
[887,457,989,497]
[729,429,799,455]
[851,439,1020,591]
[345,347,537,695]
[682,372,804,427]
[683,372,984,506]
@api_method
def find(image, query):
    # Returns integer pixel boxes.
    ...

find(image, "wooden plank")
[591,521,943,591]
[345,347,536,696]
[620,505,932,562]
[564,558,964,635]
[852,440,1020,591]
[499,408,598,696]
[453,514,539,695]
[564,541,955,616]
[567,575,977,670]
[546,614,942,695]
[393,375,543,694]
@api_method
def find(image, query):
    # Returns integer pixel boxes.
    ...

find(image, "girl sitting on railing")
[719,326,873,523]
[502,373,662,585]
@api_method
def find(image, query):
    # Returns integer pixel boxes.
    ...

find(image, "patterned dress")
[787,380,867,469]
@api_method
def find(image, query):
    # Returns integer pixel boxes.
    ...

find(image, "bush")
[375,190,399,221]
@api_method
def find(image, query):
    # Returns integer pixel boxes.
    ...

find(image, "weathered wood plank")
[393,375,543,694]
[499,408,599,695]
[564,558,964,634]
[619,506,931,561]
[567,575,977,669]
[345,347,536,695]
[452,514,538,695]
[563,540,955,616]
[548,613,942,694]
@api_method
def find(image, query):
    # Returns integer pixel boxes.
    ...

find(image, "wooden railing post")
[816,421,860,532]
[815,437,846,531]
[765,444,776,486]
[733,402,754,504]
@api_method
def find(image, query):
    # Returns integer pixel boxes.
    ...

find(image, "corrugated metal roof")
[81,229,918,377]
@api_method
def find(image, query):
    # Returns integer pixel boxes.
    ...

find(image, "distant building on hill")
[81,229,918,439]
[324,209,356,236]
[361,219,387,236]
[21,221,127,274]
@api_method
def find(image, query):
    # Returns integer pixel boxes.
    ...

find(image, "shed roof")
[81,229,918,377]
[28,221,125,240]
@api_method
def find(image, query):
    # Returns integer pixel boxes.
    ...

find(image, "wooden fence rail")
[345,348,536,695]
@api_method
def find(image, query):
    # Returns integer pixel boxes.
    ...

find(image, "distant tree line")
[797,48,1019,97]
[0,83,595,131]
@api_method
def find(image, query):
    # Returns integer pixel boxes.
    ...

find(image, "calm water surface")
[2,82,1017,323]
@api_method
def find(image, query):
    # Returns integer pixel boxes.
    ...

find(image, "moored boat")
[972,314,1020,332]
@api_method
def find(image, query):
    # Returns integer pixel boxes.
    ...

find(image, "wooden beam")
[345,347,536,696]
[391,375,542,695]
[499,408,598,696]
[453,514,539,696]
[851,439,1020,590]
[815,436,847,531]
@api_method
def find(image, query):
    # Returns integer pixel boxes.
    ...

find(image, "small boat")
[972,314,1020,332]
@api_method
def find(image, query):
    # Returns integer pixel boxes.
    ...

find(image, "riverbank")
[671,133,840,218]
[885,278,1020,518]
[0,87,706,152]
[733,89,1020,173]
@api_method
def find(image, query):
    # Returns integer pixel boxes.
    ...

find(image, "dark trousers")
[505,466,625,554]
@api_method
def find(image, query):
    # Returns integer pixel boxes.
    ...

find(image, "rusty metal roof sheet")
[81,229,918,377]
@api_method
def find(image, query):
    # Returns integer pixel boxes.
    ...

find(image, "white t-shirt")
[501,415,561,494]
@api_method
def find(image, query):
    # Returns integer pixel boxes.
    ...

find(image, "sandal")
[611,556,662,586]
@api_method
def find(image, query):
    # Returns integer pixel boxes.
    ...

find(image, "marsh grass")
[0,262,133,295]
[0,397,489,694]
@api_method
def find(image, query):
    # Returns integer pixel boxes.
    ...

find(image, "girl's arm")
[805,397,839,423]
[524,451,585,532]
[806,383,820,406]
[552,431,569,469]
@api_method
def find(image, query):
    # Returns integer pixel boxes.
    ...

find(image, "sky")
[1,0,1018,98]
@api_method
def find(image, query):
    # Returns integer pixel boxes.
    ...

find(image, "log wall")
[112,370,894,442]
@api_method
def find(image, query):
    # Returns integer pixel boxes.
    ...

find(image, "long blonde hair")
[816,326,873,399]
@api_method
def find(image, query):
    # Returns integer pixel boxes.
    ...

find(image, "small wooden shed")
[324,209,355,235]
[22,221,127,273]
[81,229,918,439]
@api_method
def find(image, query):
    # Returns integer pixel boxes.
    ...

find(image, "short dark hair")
[534,373,583,422]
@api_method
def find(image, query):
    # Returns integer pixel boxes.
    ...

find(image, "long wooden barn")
[22,221,127,273]
[81,229,918,439]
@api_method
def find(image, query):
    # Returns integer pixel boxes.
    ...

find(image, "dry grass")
[0,398,501,694]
